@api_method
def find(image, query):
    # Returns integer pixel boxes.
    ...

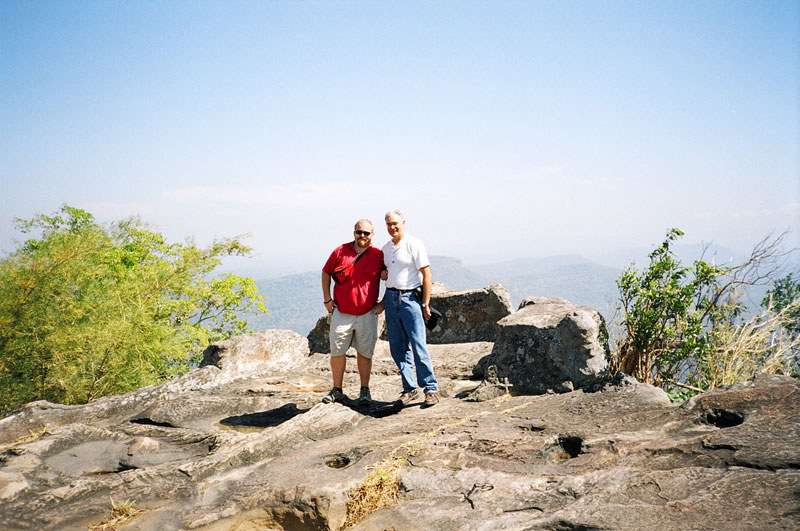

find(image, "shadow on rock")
[336,397,405,418]
[220,403,310,431]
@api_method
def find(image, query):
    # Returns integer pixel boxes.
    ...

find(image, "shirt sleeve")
[412,237,430,271]
[322,247,339,274]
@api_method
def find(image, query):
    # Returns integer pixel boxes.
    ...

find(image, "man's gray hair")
[384,209,404,220]
[354,219,374,230]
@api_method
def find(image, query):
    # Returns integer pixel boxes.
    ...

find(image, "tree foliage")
[612,228,796,394]
[763,273,800,336]
[0,206,266,415]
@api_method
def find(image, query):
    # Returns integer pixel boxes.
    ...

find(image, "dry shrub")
[699,301,800,389]
[88,499,146,531]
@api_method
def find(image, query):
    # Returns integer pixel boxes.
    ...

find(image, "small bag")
[331,248,369,285]
[331,263,353,285]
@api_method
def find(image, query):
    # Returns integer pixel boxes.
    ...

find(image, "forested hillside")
[244,255,620,334]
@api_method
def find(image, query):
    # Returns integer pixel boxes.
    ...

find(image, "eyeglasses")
[354,230,371,236]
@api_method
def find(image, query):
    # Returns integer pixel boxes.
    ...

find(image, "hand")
[422,304,431,322]
[380,270,388,281]
[373,300,385,315]
[324,300,335,313]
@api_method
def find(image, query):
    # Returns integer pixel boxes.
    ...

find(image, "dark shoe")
[357,387,372,407]
[322,387,344,404]
[398,389,419,405]
[422,392,440,408]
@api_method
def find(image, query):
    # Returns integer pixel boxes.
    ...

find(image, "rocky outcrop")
[309,283,512,351]
[308,315,332,354]
[0,292,797,530]
[377,284,512,344]
[472,297,610,398]
[201,329,311,374]
[427,284,513,344]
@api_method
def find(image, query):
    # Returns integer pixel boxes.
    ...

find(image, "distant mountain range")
[244,254,622,335]
[238,239,796,336]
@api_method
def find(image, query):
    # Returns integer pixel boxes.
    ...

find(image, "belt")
[386,287,420,293]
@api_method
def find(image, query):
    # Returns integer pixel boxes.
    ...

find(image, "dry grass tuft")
[702,301,800,388]
[343,398,532,528]
[89,499,146,531]
[0,424,51,453]
[18,424,50,444]
[343,454,406,528]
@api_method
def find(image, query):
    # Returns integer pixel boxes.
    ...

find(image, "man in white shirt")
[381,210,440,407]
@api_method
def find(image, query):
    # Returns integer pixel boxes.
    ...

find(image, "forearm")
[321,272,332,301]
[322,272,335,312]
[420,266,431,306]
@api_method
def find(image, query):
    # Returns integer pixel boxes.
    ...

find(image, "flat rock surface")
[0,335,798,530]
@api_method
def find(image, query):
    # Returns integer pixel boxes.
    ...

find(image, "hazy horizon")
[221,239,774,283]
[2,1,798,275]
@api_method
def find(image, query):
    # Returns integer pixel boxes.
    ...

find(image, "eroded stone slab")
[0,331,797,531]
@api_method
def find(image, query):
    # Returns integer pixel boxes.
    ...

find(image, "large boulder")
[201,329,310,377]
[475,297,609,396]
[307,315,331,354]
[427,284,513,343]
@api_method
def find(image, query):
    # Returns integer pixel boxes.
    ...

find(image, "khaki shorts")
[329,309,378,358]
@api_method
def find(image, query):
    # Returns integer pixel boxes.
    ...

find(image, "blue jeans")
[384,288,439,394]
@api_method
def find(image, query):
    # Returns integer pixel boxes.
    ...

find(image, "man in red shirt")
[321,219,385,406]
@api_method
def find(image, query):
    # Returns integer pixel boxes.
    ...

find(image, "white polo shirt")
[382,234,430,289]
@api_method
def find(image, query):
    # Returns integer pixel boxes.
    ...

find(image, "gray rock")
[0,331,797,531]
[427,284,513,344]
[478,297,610,395]
[518,294,570,310]
[308,315,331,354]
[201,329,310,376]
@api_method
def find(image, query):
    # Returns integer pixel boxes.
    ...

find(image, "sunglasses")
[354,230,372,236]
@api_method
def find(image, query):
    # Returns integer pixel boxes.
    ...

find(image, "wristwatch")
[421,303,428,307]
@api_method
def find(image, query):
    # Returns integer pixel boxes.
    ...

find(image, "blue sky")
[2,1,798,275]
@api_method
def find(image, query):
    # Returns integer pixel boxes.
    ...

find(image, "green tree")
[0,205,267,415]
[762,273,800,335]
[614,229,721,388]
[613,229,795,394]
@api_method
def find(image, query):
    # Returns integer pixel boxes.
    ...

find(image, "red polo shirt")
[323,243,384,315]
